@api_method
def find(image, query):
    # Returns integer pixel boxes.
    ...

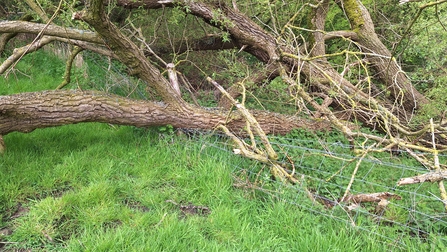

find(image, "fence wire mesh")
[191,131,447,249]
[75,52,447,248]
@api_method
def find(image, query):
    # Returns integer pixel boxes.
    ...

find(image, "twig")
[431,118,447,211]
[397,170,447,185]
[341,192,402,203]
[208,77,298,183]
[57,46,84,89]
[340,147,371,201]
[154,212,168,228]
[207,77,277,160]
[5,0,64,77]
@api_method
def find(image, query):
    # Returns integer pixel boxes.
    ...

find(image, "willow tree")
[0,0,446,171]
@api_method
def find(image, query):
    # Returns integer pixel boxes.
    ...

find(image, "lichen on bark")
[340,0,365,29]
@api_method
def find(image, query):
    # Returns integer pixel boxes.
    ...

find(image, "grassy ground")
[0,50,442,251]
[0,124,421,251]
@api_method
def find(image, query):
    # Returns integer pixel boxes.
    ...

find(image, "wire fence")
[74,51,447,248]
[193,132,447,249]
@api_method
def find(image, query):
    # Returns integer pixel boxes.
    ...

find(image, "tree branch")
[0,21,103,44]
[0,90,330,135]
[78,0,184,105]
[0,35,56,75]
[0,14,33,55]
[57,46,84,89]
[398,171,447,186]
[323,30,359,41]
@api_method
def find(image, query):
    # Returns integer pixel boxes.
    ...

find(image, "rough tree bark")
[159,0,424,127]
[0,0,439,148]
[0,90,327,135]
[336,0,428,116]
[0,0,327,138]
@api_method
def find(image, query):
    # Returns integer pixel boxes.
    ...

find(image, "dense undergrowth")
[1,49,446,251]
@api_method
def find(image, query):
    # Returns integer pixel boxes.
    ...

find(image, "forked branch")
[208,77,298,183]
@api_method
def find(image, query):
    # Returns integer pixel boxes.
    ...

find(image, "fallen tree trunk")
[0,90,330,135]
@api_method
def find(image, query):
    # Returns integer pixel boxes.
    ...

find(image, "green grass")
[0,124,439,251]
[0,49,444,251]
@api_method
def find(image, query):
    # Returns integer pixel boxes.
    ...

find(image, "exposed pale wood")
[398,171,447,186]
[341,192,402,203]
